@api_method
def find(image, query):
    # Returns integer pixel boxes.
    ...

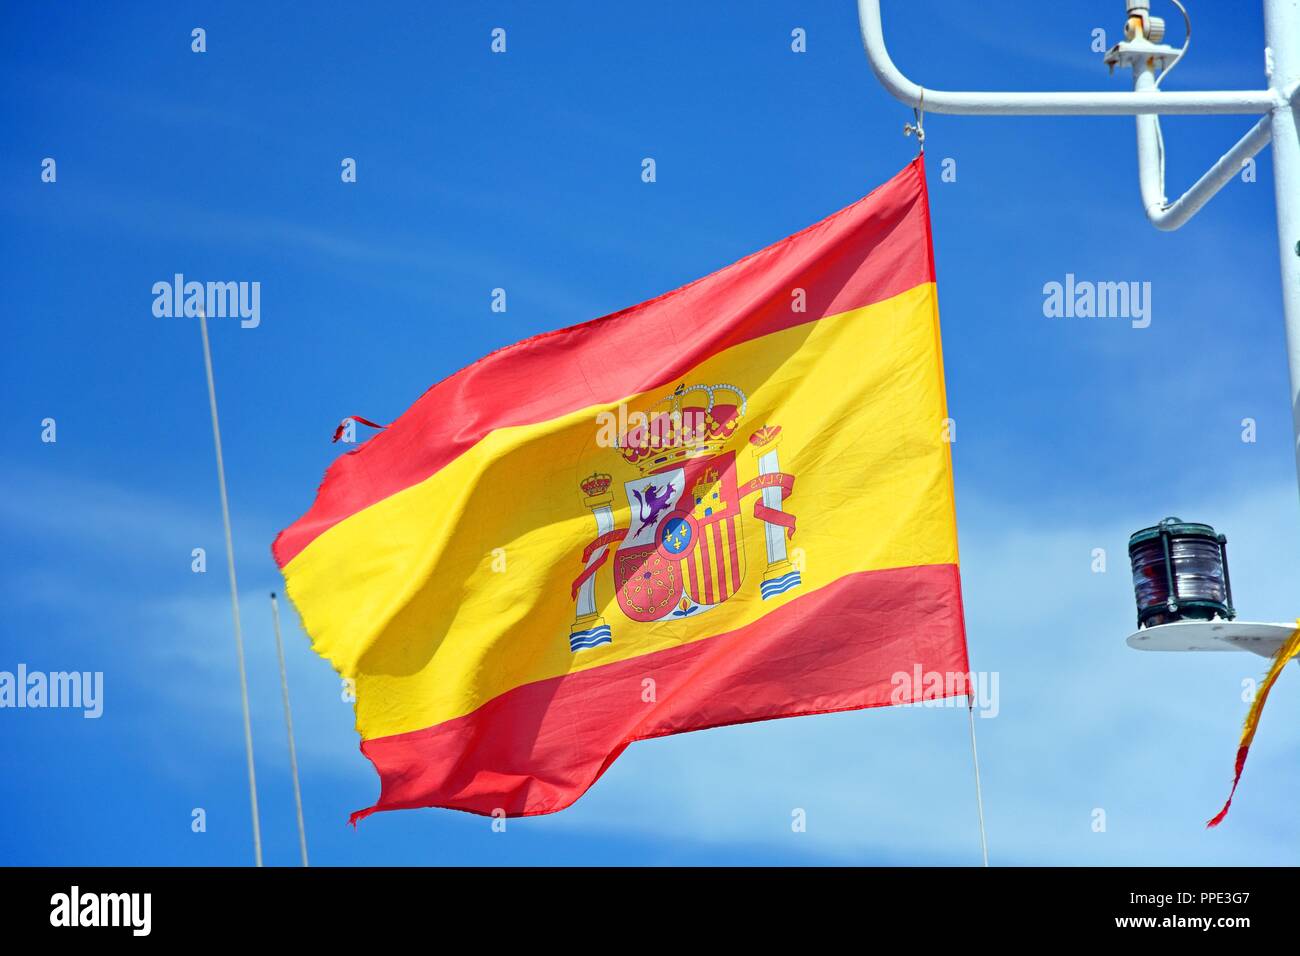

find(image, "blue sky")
[3,1,1298,865]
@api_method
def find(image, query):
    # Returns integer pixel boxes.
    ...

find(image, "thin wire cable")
[1154,0,1192,89]
[966,696,989,867]
[1151,2,1192,204]
[270,592,309,867]
[199,308,263,867]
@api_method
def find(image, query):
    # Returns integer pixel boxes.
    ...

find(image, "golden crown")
[617,382,747,475]
[580,473,613,498]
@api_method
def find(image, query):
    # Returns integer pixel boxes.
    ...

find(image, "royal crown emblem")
[579,472,613,502]
[615,383,747,475]
[567,380,803,653]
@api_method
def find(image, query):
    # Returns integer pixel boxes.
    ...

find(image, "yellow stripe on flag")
[282,281,957,740]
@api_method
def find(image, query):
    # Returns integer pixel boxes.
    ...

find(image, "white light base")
[1126,620,1296,659]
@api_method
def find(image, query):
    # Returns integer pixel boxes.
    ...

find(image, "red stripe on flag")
[726,517,742,591]
[715,522,732,601]
[700,526,716,604]
[351,561,967,821]
[274,159,934,566]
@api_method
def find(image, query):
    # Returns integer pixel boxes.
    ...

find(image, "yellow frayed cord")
[1207,620,1300,827]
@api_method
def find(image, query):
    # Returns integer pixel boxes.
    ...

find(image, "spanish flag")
[275,158,970,821]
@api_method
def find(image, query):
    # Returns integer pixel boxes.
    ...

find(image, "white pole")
[270,592,309,867]
[1263,0,1300,503]
[199,308,263,867]
[965,699,990,867]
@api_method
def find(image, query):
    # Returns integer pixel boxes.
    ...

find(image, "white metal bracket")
[1127,620,1297,659]
[856,0,1278,116]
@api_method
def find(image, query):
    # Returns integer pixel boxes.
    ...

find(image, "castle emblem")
[568,382,800,652]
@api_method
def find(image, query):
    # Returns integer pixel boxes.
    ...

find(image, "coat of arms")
[568,382,799,652]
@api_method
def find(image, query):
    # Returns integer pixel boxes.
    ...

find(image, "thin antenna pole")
[270,592,309,867]
[199,308,263,867]
[966,697,989,867]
